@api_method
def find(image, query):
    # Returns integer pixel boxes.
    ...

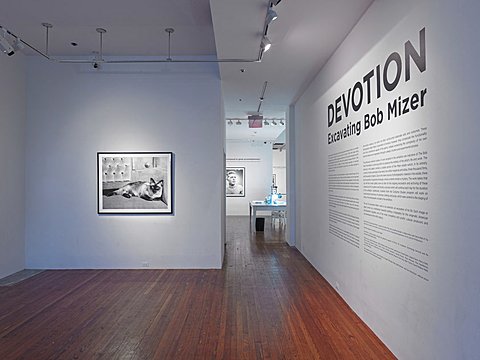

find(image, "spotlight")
[228,119,234,125]
[272,120,278,125]
[280,119,285,125]
[0,30,14,56]
[261,36,272,52]
[264,119,269,126]
[92,51,103,70]
[236,119,242,125]
[13,38,25,51]
[266,9,278,25]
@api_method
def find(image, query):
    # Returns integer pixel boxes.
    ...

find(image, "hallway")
[223,216,394,359]
[0,217,394,359]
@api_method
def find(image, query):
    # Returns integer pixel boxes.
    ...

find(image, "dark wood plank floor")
[0,216,395,359]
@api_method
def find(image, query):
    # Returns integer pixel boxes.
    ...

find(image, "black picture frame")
[226,167,245,197]
[97,152,173,214]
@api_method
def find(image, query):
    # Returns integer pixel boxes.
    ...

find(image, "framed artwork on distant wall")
[97,152,173,214]
[226,167,245,197]
[272,174,277,186]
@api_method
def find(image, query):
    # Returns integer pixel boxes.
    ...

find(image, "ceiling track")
[0,0,280,66]
[226,118,285,121]
[257,81,268,113]
[0,24,263,64]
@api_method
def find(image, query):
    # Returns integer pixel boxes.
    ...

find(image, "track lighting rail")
[226,118,285,126]
[0,21,267,64]
[0,1,282,66]
[0,1,281,65]
[0,24,263,64]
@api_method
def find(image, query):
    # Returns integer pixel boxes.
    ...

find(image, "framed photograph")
[226,167,245,197]
[98,152,173,214]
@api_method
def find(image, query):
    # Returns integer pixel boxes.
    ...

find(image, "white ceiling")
[0,0,216,56]
[212,0,374,119]
[0,0,374,141]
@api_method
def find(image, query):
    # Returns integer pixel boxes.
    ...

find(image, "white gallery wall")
[226,140,273,215]
[293,0,480,358]
[0,53,26,279]
[272,149,286,194]
[25,58,224,269]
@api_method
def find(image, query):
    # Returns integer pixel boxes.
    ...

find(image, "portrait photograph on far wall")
[226,167,245,197]
[97,152,173,214]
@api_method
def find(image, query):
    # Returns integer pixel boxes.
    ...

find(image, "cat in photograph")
[107,178,164,201]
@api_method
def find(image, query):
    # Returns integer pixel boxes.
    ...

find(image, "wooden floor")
[0,216,395,359]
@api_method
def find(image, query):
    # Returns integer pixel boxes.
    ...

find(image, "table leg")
[249,205,252,229]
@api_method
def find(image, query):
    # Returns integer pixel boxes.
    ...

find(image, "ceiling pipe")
[42,23,52,56]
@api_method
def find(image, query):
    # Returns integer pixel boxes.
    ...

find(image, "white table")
[249,201,287,231]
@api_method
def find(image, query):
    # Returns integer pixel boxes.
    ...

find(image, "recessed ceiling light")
[71,42,78,47]
[240,68,245,73]
[239,99,242,102]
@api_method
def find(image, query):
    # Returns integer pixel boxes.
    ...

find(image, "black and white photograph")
[226,167,245,197]
[98,152,173,214]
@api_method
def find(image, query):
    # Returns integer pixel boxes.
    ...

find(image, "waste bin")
[255,217,265,231]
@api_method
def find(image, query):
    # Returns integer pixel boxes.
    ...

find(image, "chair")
[271,210,286,228]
